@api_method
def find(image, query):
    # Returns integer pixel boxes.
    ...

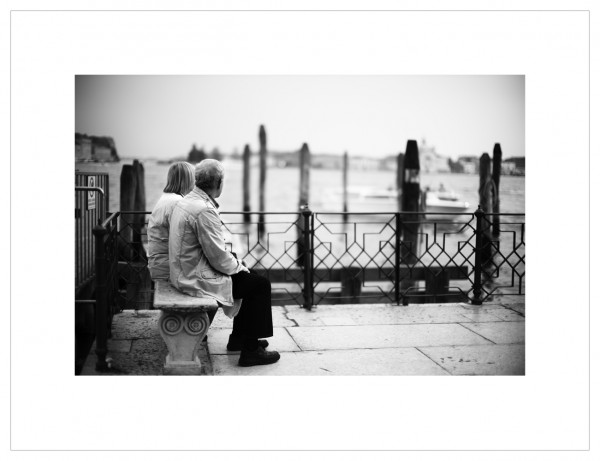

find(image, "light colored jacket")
[169,187,245,317]
[147,192,182,280]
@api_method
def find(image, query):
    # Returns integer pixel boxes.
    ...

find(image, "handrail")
[75,186,105,196]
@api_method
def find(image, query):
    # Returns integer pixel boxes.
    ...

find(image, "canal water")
[76,159,525,215]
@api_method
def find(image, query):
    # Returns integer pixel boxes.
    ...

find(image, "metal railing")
[75,173,109,294]
[221,208,525,307]
[90,208,525,370]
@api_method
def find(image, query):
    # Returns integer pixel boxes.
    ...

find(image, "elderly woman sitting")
[147,161,195,280]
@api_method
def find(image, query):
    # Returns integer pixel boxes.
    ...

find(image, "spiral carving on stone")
[160,314,183,335]
[184,313,208,336]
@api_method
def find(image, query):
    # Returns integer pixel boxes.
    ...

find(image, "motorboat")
[314,187,398,214]
[423,188,470,214]
[313,186,470,217]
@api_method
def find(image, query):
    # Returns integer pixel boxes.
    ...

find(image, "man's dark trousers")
[230,269,273,339]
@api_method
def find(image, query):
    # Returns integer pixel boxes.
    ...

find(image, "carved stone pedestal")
[159,310,210,375]
[153,281,219,376]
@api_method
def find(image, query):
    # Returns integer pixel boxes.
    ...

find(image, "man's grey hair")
[195,159,225,191]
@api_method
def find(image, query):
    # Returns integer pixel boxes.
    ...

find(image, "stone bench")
[153,280,219,375]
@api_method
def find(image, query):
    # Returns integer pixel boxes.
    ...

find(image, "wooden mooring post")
[342,151,349,221]
[296,143,311,266]
[258,125,267,240]
[478,153,494,265]
[396,152,404,213]
[401,140,421,265]
[119,160,151,310]
[242,144,251,225]
[492,143,502,236]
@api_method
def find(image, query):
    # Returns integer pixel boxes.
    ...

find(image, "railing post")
[92,224,110,371]
[472,206,484,305]
[394,212,401,305]
[301,206,313,309]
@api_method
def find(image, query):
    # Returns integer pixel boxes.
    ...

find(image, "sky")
[75,75,524,160]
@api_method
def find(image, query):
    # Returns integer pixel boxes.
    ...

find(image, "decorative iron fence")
[221,209,525,307]
[90,208,525,370]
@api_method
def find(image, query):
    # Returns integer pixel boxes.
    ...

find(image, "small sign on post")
[87,176,96,210]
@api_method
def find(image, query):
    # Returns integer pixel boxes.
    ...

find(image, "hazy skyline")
[75,75,524,160]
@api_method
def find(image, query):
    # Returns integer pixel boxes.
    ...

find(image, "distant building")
[379,155,398,171]
[503,157,525,175]
[350,156,380,170]
[75,134,92,160]
[312,154,343,170]
[455,156,479,174]
[75,133,119,162]
[187,144,207,164]
[418,139,450,173]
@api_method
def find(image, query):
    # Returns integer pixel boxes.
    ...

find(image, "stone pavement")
[80,300,525,376]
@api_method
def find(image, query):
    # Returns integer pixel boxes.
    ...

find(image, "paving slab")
[287,304,501,326]
[460,322,525,344]
[111,311,159,339]
[208,327,301,354]
[287,324,493,351]
[418,344,525,375]
[211,348,449,376]
[483,309,525,322]
[457,311,507,323]
[107,339,133,353]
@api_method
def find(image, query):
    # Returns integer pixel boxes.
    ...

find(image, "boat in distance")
[313,186,470,216]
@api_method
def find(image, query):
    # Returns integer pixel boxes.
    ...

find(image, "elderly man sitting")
[168,159,280,367]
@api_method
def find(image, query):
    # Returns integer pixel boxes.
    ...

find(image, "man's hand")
[238,260,250,273]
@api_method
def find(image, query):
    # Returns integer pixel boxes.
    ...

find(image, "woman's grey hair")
[163,161,195,196]
[195,159,224,191]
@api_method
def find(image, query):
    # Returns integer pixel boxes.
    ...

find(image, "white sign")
[87,176,96,210]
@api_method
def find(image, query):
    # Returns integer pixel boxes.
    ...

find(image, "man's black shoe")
[227,334,269,352]
[238,346,280,367]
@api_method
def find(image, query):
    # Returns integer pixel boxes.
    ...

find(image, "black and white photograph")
[75,75,526,377]
[7,3,594,457]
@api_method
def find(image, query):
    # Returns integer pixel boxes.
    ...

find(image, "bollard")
[242,144,251,225]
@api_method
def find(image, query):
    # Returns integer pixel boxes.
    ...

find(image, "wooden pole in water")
[479,153,492,213]
[492,143,502,236]
[396,153,404,213]
[401,140,420,265]
[297,143,311,265]
[258,125,267,240]
[120,160,151,309]
[478,153,493,265]
[119,164,137,261]
[132,160,146,261]
[342,151,348,221]
[242,144,251,225]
